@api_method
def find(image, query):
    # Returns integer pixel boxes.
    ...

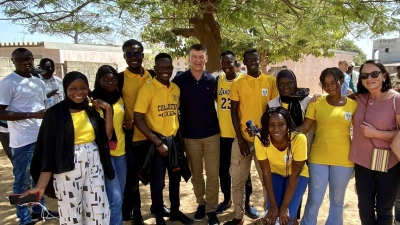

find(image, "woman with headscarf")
[24,71,115,225]
[92,65,130,225]
[267,70,312,224]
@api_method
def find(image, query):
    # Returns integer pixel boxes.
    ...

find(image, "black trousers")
[355,163,400,225]
[0,131,12,162]
[151,150,181,224]
[122,142,143,219]
[219,137,252,204]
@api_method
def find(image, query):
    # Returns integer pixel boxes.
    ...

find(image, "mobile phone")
[9,194,38,205]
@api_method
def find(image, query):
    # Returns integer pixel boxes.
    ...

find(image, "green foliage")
[335,39,367,66]
[0,0,398,71]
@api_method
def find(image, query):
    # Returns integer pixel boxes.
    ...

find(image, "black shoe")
[216,200,232,214]
[156,219,167,225]
[123,213,133,221]
[150,204,171,217]
[31,210,59,222]
[244,205,259,219]
[206,212,220,225]
[169,211,194,225]
[194,205,206,221]
[131,212,144,225]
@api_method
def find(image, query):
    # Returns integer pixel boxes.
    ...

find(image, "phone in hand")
[9,194,38,205]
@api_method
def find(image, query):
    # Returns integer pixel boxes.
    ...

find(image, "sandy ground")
[0,148,363,225]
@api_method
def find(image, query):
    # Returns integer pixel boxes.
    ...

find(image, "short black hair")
[243,48,258,59]
[234,61,241,68]
[319,67,344,90]
[39,58,55,71]
[122,39,144,51]
[189,44,207,54]
[357,60,392,94]
[11,48,33,58]
[220,50,235,58]
[154,53,172,63]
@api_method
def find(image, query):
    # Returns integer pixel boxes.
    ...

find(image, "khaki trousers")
[230,140,266,219]
[184,134,220,212]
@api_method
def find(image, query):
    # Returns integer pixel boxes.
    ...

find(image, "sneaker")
[216,200,232,214]
[206,212,220,225]
[194,205,206,221]
[31,210,59,222]
[223,219,244,225]
[169,211,194,225]
[245,205,259,219]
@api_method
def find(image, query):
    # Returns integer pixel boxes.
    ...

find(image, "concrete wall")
[64,61,118,88]
[268,52,356,94]
[372,38,400,64]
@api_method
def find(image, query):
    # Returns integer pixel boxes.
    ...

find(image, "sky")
[0,20,397,59]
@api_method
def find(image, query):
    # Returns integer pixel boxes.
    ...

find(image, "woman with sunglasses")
[349,60,400,225]
[299,67,357,225]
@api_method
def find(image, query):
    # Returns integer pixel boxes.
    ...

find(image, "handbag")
[108,129,118,150]
[364,94,391,172]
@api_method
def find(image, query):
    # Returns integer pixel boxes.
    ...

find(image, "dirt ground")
[0,148,362,225]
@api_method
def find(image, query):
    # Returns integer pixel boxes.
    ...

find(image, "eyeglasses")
[13,57,33,63]
[125,52,142,58]
[360,71,381,79]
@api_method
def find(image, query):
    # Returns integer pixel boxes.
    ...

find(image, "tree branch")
[171,28,196,38]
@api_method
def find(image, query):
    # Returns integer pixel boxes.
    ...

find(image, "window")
[385,48,389,53]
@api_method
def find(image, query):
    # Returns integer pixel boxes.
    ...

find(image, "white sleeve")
[0,79,13,106]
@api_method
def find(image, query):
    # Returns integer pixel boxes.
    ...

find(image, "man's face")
[12,51,33,74]
[338,62,348,73]
[123,45,143,69]
[220,55,235,74]
[154,58,173,82]
[243,52,259,73]
[189,50,207,72]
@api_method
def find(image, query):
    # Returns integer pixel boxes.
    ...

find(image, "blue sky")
[0,19,395,59]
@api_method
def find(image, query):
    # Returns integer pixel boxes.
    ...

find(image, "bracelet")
[238,139,244,144]
[155,140,163,148]
[27,113,30,119]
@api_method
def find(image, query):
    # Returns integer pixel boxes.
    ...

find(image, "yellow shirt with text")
[217,73,244,138]
[121,68,153,141]
[71,110,95,144]
[134,79,180,141]
[255,133,309,177]
[305,96,357,167]
[230,73,278,142]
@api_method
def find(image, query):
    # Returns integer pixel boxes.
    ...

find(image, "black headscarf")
[63,71,89,110]
[276,70,308,127]
[92,65,121,105]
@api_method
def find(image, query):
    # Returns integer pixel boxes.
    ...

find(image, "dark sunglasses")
[125,52,142,58]
[14,57,33,63]
[360,71,381,79]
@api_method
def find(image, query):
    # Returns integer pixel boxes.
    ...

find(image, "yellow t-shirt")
[305,96,357,167]
[255,133,309,177]
[230,73,278,142]
[121,68,153,141]
[71,110,95,144]
[217,73,244,138]
[111,98,126,156]
[134,79,180,141]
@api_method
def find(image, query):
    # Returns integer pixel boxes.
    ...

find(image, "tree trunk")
[259,53,268,73]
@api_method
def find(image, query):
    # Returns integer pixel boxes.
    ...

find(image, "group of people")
[0,39,400,225]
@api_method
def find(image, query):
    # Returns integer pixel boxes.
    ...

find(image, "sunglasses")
[13,57,33,63]
[360,71,381,79]
[125,52,142,58]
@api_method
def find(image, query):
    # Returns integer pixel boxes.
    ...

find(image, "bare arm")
[297,117,315,134]
[92,99,113,139]
[360,114,400,141]
[259,159,279,225]
[0,105,45,121]
[134,112,168,157]
[231,100,250,156]
[20,172,52,200]
[279,160,306,224]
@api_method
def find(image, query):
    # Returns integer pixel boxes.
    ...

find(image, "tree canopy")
[1,0,399,71]
[335,39,367,66]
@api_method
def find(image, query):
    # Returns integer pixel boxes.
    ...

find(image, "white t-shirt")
[40,75,64,109]
[0,72,46,148]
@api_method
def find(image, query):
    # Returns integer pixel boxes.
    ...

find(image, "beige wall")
[64,61,118,88]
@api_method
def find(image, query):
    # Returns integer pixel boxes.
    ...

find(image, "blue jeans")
[11,142,45,225]
[266,173,308,224]
[105,155,127,225]
[301,163,354,225]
